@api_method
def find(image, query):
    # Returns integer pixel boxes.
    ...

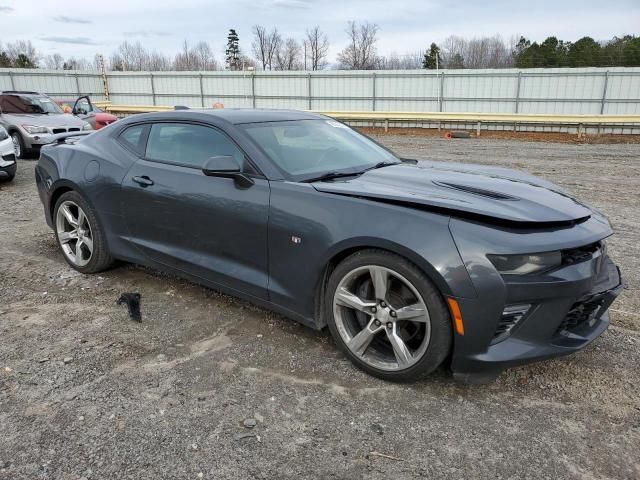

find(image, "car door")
[120,121,271,300]
[72,97,95,128]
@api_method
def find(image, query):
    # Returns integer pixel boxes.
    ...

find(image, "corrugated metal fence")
[1,66,640,125]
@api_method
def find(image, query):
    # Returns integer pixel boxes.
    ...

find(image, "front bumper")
[451,257,622,383]
[448,216,623,383]
[0,153,17,179]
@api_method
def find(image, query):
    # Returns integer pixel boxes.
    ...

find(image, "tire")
[53,191,113,273]
[325,249,452,382]
[11,132,25,160]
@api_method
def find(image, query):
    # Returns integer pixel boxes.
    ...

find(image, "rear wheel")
[53,191,113,273]
[325,249,452,382]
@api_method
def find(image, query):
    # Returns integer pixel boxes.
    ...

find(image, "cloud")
[52,15,92,24]
[0,5,14,12]
[40,36,99,45]
[123,30,172,38]
[270,0,313,9]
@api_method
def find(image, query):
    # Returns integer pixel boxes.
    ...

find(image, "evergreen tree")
[0,51,11,68]
[225,29,241,70]
[567,37,601,67]
[447,53,464,69]
[422,43,442,69]
[14,53,37,68]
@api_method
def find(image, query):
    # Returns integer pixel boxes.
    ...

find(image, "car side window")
[145,123,250,172]
[119,125,147,155]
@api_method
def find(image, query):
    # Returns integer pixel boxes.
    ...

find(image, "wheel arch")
[48,180,94,225]
[313,238,454,329]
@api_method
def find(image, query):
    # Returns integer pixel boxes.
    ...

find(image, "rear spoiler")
[50,131,94,144]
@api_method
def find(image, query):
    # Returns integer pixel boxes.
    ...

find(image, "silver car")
[0,91,92,159]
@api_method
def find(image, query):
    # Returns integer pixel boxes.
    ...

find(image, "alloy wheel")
[55,200,94,267]
[333,265,431,371]
[11,133,21,158]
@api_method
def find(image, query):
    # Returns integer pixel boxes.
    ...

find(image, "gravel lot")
[1,135,639,480]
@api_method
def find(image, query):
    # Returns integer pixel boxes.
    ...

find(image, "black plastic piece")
[117,292,142,322]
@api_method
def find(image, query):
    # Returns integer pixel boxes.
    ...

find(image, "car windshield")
[1,95,64,114]
[241,119,399,181]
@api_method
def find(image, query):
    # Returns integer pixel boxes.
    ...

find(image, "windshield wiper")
[365,160,401,171]
[301,171,365,183]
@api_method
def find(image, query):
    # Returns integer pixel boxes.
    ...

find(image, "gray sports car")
[35,109,623,383]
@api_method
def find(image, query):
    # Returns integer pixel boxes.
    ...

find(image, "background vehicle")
[0,125,16,181]
[34,109,622,383]
[55,96,118,130]
[0,91,92,159]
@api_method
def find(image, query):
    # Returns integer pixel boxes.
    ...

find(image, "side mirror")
[202,156,254,188]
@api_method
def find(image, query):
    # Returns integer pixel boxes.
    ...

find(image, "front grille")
[68,128,80,132]
[2,153,16,162]
[492,304,531,344]
[556,297,605,335]
[562,242,601,266]
[52,128,66,134]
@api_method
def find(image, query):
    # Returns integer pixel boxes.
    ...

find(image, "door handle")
[132,176,154,187]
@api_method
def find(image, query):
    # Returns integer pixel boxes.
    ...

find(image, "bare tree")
[62,57,91,70]
[148,51,172,71]
[275,38,302,70]
[337,21,379,70]
[192,41,218,70]
[174,40,218,70]
[375,51,424,70]
[5,40,40,67]
[441,34,514,69]
[251,25,281,70]
[304,26,329,70]
[109,41,150,71]
[44,53,65,69]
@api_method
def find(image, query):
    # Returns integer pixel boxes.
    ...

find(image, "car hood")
[312,160,593,225]
[5,113,88,128]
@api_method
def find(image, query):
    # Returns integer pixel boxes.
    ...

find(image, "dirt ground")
[1,135,639,480]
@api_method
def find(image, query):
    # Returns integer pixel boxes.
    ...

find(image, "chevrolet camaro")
[35,109,623,383]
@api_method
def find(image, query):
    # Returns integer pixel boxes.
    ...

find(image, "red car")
[56,96,117,130]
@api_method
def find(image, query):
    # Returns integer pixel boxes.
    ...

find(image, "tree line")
[1,25,639,72]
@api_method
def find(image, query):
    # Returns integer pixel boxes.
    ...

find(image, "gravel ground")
[0,135,639,480]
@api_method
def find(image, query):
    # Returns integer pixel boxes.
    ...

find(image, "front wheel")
[53,191,113,273]
[325,250,452,382]
[11,132,25,160]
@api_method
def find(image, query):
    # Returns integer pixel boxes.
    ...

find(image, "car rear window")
[118,125,147,155]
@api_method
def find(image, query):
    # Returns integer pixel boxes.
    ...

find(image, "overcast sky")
[1,0,639,63]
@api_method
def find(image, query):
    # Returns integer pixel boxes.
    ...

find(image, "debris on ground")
[116,292,142,321]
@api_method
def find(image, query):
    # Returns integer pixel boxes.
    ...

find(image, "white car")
[0,125,17,182]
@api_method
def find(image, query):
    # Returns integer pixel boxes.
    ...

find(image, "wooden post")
[150,73,156,106]
[199,73,205,107]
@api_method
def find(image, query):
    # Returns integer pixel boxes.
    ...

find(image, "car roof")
[123,108,327,125]
[0,91,43,96]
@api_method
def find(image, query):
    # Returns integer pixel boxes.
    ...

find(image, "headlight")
[0,126,8,140]
[487,251,561,275]
[82,123,93,131]
[22,125,49,134]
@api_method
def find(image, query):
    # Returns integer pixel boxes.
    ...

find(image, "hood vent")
[433,181,517,201]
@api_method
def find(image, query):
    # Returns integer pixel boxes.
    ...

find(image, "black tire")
[53,191,113,274]
[325,249,452,382]
[10,132,25,160]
